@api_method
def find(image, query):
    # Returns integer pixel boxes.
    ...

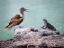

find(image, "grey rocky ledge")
[0,26,64,48]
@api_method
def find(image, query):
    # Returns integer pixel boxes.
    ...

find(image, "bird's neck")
[20,12,24,19]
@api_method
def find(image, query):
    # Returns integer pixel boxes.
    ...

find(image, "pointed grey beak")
[25,9,29,13]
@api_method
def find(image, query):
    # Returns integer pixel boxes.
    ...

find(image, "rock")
[0,26,63,48]
[14,26,60,40]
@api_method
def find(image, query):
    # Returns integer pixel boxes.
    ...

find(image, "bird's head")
[20,7,28,13]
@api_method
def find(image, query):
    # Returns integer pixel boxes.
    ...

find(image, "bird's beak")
[25,9,29,12]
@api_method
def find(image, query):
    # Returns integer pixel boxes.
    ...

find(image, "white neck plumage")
[20,12,24,19]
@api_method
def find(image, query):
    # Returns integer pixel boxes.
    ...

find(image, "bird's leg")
[18,25,20,27]
[16,25,20,28]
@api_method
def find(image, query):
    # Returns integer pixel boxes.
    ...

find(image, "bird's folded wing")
[11,16,18,20]
[11,18,23,23]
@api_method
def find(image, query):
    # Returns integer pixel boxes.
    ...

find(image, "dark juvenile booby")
[42,19,56,31]
[5,7,27,30]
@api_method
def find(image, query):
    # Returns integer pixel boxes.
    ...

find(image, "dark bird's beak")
[25,9,29,13]
[20,7,29,13]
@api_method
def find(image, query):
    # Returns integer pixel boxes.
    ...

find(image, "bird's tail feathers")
[5,24,13,31]
[5,27,12,31]
[5,28,9,32]
[5,26,8,28]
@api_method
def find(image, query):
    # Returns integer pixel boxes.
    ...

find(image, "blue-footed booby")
[5,7,28,30]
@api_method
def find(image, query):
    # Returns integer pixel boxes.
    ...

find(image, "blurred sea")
[0,0,64,40]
